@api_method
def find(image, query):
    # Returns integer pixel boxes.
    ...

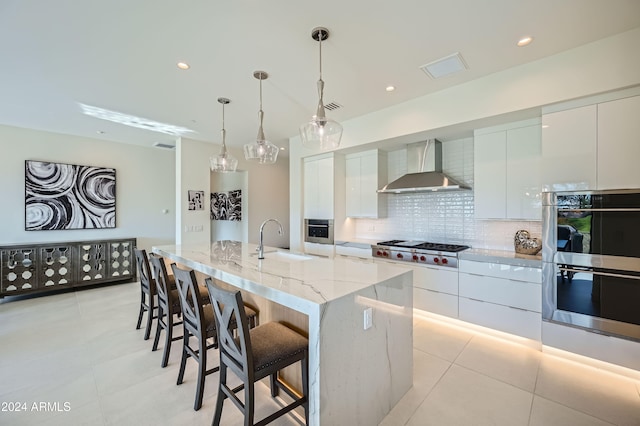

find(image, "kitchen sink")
[257,251,313,262]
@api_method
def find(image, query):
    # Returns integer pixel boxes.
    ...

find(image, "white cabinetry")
[412,265,459,318]
[374,259,458,318]
[541,105,597,191]
[304,154,334,219]
[458,260,542,340]
[597,95,640,190]
[541,93,640,191]
[474,119,541,219]
[474,131,506,219]
[303,242,335,257]
[345,150,387,218]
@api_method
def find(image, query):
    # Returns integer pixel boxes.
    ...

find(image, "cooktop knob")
[412,255,418,260]
[433,257,439,263]
[376,251,382,256]
[397,253,403,259]
[420,255,426,261]
[383,252,388,257]
[442,258,449,264]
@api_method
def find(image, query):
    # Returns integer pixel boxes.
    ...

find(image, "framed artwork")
[25,160,116,230]
[211,192,228,220]
[227,189,242,221]
[188,190,205,211]
[211,189,242,221]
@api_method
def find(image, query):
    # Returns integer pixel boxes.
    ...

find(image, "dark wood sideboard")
[0,238,137,298]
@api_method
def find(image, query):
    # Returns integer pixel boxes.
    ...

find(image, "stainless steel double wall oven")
[542,189,640,341]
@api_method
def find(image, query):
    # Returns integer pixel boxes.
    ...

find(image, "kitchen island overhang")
[153,240,413,426]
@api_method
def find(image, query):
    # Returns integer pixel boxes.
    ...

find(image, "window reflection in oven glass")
[557,266,640,326]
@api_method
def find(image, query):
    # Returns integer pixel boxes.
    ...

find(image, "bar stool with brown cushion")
[205,278,309,426]
[133,248,158,340]
[148,253,184,368]
[170,264,258,411]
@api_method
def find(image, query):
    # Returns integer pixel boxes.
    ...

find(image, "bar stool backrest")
[206,281,253,380]
[170,265,207,339]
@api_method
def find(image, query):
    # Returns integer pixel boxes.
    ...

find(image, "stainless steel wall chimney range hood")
[377,140,471,193]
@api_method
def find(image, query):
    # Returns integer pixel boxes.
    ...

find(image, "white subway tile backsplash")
[353,137,542,251]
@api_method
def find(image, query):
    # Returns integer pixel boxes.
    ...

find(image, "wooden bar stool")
[171,264,258,411]
[133,248,157,340]
[205,277,309,426]
[148,253,183,368]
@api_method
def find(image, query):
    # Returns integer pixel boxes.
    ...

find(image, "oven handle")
[557,208,640,212]
[307,224,329,228]
[559,266,640,281]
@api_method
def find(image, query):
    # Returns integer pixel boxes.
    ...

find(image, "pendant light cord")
[220,102,227,154]
[257,75,266,141]
[315,29,326,120]
[318,29,323,82]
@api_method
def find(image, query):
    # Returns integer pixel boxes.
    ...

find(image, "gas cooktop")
[376,240,470,252]
[371,240,470,267]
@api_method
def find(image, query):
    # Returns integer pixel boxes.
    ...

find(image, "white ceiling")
[1,0,640,155]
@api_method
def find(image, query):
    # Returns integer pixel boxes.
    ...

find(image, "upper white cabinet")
[474,119,541,220]
[345,150,387,218]
[541,93,640,191]
[541,105,597,191]
[304,154,334,219]
[474,131,506,219]
[597,96,640,190]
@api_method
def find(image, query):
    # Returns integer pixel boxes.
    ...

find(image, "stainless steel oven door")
[543,258,640,341]
[304,219,334,244]
[542,189,640,342]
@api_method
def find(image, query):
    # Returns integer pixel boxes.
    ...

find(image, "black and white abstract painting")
[227,190,242,221]
[187,190,204,211]
[210,189,242,221]
[25,161,116,230]
[210,192,228,220]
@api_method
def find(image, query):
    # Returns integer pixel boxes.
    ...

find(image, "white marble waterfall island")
[153,241,413,426]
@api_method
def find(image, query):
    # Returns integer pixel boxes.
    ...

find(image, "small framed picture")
[188,190,205,211]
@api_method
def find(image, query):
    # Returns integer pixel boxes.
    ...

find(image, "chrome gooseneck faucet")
[257,219,283,259]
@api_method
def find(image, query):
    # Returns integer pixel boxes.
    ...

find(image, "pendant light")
[210,97,238,173]
[243,71,279,164]
[299,26,343,150]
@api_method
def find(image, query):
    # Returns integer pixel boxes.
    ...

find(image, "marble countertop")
[153,240,410,315]
[459,248,542,268]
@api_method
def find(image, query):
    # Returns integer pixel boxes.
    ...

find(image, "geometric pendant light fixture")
[299,26,343,150]
[210,97,238,173]
[243,71,279,164]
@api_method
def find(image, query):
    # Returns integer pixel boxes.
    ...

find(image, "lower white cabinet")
[458,297,541,340]
[458,260,542,340]
[374,259,459,318]
[303,242,334,257]
[414,288,458,318]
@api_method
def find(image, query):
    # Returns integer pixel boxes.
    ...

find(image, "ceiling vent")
[420,52,468,79]
[152,142,176,150]
[324,102,342,111]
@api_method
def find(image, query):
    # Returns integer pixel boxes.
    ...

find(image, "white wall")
[0,125,175,251]
[178,140,290,249]
[211,169,248,242]
[289,28,640,251]
[176,137,213,246]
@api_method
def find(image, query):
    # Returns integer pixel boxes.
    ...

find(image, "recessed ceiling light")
[517,36,533,47]
[96,130,105,134]
[177,62,190,70]
[386,85,396,92]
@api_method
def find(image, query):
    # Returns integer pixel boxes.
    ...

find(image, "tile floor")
[1,282,639,426]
